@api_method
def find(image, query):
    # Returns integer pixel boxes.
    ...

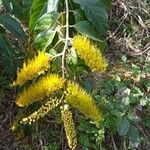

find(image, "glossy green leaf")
[117,117,129,136]
[29,0,47,30]
[34,11,60,31]
[34,29,56,51]
[0,15,26,41]
[73,0,108,34]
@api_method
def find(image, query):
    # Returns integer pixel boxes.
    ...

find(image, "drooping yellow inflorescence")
[14,52,50,86]
[61,105,77,150]
[16,74,65,107]
[20,98,60,124]
[73,35,108,72]
[66,82,101,125]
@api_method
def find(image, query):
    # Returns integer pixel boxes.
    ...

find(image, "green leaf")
[34,29,56,51]
[67,47,78,65]
[22,0,32,19]
[128,125,140,148]
[10,0,24,20]
[1,0,12,13]
[48,49,57,57]
[79,133,91,147]
[117,117,129,136]
[0,25,6,33]
[143,119,150,128]
[84,80,93,93]
[47,0,59,12]
[0,15,26,41]
[34,11,60,31]
[0,34,16,76]
[74,9,85,22]
[74,20,103,42]
[29,0,48,30]
[2,0,25,19]
[73,0,108,34]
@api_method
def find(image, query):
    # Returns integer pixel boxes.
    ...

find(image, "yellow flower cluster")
[14,52,50,86]
[61,105,77,150]
[16,74,65,107]
[73,35,108,72]
[20,98,60,124]
[66,82,101,125]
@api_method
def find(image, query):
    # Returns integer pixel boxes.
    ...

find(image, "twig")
[123,137,127,150]
[111,132,118,150]
[61,1,69,149]
[132,45,150,56]
[61,0,69,78]
[107,13,128,40]
[35,122,43,149]
[137,124,150,145]
[52,52,63,59]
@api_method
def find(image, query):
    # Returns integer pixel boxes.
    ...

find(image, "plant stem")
[52,52,63,59]
[62,0,69,78]
[111,132,118,150]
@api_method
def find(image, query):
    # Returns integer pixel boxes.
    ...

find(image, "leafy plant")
[6,0,111,149]
[1,0,150,149]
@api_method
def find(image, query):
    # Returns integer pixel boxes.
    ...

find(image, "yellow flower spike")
[73,35,108,73]
[61,105,77,150]
[16,74,65,107]
[14,51,51,86]
[20,98,60,124]
[66,82,101,125]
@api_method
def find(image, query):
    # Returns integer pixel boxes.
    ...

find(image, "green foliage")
[0,34,18,76]
[77,119,105,149]
[1,0,32,20]
[73,20,104,42]
[0,15,26,40]
[1,0,150,149]
[34,29,56,51]
[0,1,28,78]
[8,1,110,149]
[73,0,108,35]
[117,117,129,136]
[128,125,140,147]
[34,11,60,31]
[29,0,48,30]
[47,0,60,12]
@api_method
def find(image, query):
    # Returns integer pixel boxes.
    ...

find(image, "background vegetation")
[0,0,150,150]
